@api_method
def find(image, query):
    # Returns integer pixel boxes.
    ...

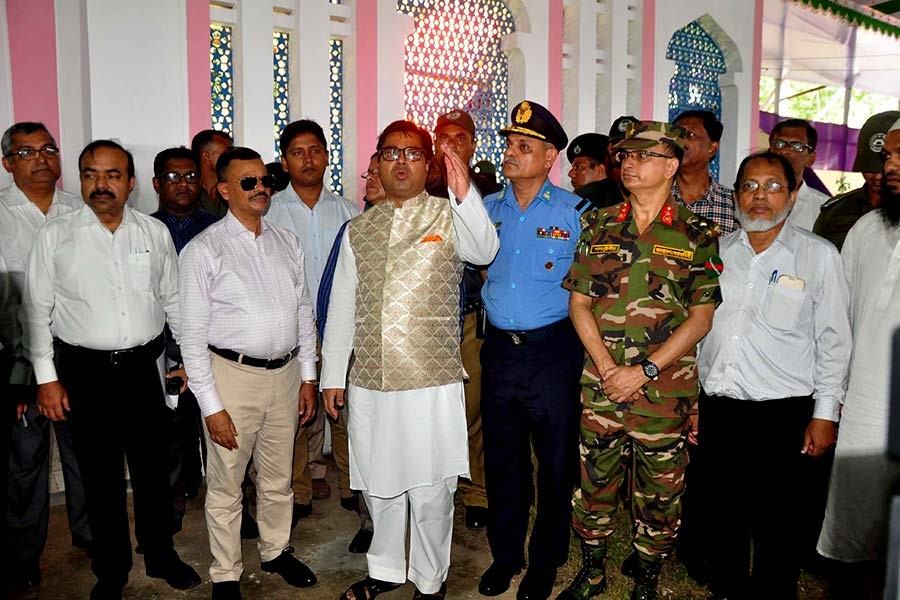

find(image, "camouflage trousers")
[571,408,690,560]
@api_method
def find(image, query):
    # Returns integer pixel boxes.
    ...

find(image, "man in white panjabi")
[321,120,498,599]
[817,118,900,589]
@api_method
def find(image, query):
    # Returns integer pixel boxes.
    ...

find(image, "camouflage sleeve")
[562,209,600,297]
[684,235,722,307]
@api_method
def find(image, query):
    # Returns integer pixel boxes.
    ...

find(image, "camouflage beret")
[613,120,685,151]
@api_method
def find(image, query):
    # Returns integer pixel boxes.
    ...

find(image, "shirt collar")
[223,209,267,237]
[75,203,134,228]
[498,178,553,208]
[737,219,796,251]
[285,184,338,209]
[3,182,65,209]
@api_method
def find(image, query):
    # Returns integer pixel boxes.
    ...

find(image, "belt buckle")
[509,332,522,346]
[265,357,281,370]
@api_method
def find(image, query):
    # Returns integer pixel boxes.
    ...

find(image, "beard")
[879,180,900,227]
[735,202,793,232]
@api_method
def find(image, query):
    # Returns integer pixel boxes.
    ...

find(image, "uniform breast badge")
[536,226,571,240]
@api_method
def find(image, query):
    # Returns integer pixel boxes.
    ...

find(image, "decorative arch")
[398,0,516,170]
[666,15,740,181]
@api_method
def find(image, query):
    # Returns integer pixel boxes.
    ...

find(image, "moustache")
[90,190,115,200]
[503,159,518,167]
[250,191,269,201]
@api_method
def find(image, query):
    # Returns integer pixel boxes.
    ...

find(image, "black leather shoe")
[212,581,242,600]
[516,567,556,600]
[240,510,259,540]
[479,563,521,596]
[348,528,374,553]
[146,556,202,590]
[340,494,360,513]
[465,506,488,529]
[260,547,317,588]
[90,580,125,600]
[292,502,312,529]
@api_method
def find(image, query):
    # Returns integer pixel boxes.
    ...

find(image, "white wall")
[85,0,190,213]
[55,0,92,195]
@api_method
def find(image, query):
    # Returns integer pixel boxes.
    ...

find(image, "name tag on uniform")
[589,244,620,254]
[652,245,694,261]
[777,274,805,290]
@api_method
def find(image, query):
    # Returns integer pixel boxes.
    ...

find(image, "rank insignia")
[705,255,725,277]
[615,203,631,222]
[589,244,620,255]
[652,245,694,260]
[536,226,570,240]
[661,205,674,226]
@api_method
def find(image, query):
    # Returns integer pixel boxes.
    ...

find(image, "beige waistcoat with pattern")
[347,192,464,392]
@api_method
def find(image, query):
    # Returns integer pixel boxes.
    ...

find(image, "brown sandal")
[341,576,402,600]
[412,582,446,599]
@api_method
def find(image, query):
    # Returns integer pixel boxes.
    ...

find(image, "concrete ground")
[7,456,834,599]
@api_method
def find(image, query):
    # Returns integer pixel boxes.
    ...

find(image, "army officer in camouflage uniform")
[558,122,721,600]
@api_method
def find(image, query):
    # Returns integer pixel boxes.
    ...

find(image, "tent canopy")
[763,0,900,97]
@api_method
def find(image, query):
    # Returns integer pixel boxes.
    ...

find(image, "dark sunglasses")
[234,175,276,191]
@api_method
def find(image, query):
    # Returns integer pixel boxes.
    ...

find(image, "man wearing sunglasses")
[1,122,91,591]
[698,152,850,600]
[179,147,318,600]
[322,119,498,599]
[561,122,721,600]
[768,119,828,231]
[267,119,360,525]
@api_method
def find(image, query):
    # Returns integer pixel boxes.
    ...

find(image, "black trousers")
[168,388,205,528]
[57,338,176,586]
[8,402,91,569]
[480,319,584,571]
[705,394,814,600]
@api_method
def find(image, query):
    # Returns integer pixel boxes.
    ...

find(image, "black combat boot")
[630,558,662,600]
[555,540,606,599]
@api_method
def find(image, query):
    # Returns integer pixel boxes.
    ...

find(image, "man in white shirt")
[1,122,90,590]
[321,120,498,598]
[768,118,829,231]
[20,140,199,599]
[698,151,851,600]
[266,119,360,517]
[817,117,900,597]
[179,147,318,600]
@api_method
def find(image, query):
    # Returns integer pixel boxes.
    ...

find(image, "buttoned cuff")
[813,396,840,423]
[33,358,58,386]
[195,386,225,418]
[299,359,317,382]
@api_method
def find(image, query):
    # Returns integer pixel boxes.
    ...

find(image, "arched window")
[398,0,515,171]
[210,23,234,136]
[329,38,344,195]
[666,20,726,180]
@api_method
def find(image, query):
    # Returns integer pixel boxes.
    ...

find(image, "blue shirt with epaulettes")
[482,179,585,331]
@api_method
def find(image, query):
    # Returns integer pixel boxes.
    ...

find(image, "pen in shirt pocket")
[769,270,778,285]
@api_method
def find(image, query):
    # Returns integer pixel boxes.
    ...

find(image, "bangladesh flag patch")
[705,255,724,278]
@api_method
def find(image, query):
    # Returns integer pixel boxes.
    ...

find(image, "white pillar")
[234,0,274,157]
[55,0,91,194]
[376,4,412,129]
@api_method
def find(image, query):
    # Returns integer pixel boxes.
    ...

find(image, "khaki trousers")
[292,401,351,501]
[458,311,487,507]
[204,353,300,582]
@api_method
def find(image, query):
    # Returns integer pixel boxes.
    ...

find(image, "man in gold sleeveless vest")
[321,120,498,599]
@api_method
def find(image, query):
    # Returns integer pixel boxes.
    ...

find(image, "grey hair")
[1,122,56,156]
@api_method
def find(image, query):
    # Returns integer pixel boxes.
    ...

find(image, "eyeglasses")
[360,169,381,181]
[614,149,674,163]
[232,175,275,191]
[771,139,813,153]
[738,180,788,194]
[4,146,60,160]
[378,146,426,162]
[162,171,200,185]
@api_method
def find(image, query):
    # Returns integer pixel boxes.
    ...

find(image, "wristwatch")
[301,379,319,386]
[639,359,659,381]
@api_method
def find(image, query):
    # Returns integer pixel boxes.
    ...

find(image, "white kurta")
[817,210,900,562]
[320,185,499,498]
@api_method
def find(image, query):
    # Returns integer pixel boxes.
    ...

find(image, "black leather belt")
[463,300,483,315]
[209,345,299,370]
[486,319,571,346]
[55,333,166,366]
